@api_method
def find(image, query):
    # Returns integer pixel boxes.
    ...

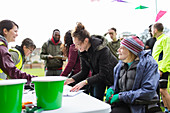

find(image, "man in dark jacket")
[40,29,64,76]
[64,22,118,101]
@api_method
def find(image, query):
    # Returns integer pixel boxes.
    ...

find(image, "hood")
[15,45,25,58]
[89,35,108,51]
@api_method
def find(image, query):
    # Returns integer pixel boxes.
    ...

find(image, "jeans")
[89,82,106,101]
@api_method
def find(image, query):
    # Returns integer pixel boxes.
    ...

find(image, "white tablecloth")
[22,85,111,113]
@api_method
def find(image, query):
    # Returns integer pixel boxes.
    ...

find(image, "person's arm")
[145,45,150,49]
[72,56,90,83]
[64,51,90,85]
[0,46,36,83]
[144,39,150,49]
[104,32,108,37]
[86,48,117,85]
[40,42,52,60]
[158,37,170,73]
[60,45,79,76]
[68,57,89,92]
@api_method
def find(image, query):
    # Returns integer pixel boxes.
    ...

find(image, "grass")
[22,68,45,77]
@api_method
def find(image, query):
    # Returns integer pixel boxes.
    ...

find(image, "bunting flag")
[112,0,127,3]
[135,5,148,9]
[155,10,167,22]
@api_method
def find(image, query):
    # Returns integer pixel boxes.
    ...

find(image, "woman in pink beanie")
[106,36,160,113]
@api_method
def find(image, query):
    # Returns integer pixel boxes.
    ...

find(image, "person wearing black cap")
[40,29,64,76]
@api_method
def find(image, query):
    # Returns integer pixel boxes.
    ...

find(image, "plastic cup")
[0,79,27,113]
[32,76,66,110]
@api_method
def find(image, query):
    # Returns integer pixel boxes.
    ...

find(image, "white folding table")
[23,85,111,113]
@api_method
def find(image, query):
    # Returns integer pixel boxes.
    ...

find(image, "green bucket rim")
[32,76,67,82]
[0,79,27,86]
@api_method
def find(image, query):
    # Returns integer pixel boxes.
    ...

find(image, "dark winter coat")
[72,35,118,86]
[110,50,160,113]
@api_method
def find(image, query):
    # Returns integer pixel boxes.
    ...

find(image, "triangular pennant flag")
[135,5,148,9]
[112,0,127,3]
[155,10,167,22]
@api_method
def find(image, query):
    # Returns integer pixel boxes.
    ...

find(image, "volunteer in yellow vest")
[152,22,170,112]
[0,19,36,83]
[0,41,6,80]
[0,38,36,79]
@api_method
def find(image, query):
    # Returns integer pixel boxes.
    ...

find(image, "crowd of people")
[0,19,170,113]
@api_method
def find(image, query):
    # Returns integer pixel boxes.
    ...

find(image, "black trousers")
[160,72,169,88]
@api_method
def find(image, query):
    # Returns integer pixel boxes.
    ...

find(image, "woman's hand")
[110,94,119,104]
[106,88,114,102]
[70,80,87,92]
[64,78,75,85]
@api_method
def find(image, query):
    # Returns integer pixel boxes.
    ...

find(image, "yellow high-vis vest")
[9,48,23,70]
[0,42,6,80]
[0,42,23,80]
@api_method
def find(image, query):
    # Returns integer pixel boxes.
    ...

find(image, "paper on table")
[63,86,84,97]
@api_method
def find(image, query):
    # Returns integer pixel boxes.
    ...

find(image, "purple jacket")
[0,36,35,83]
[60,44,80,76]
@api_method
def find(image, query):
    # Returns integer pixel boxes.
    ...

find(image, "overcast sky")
[1,0,170,48]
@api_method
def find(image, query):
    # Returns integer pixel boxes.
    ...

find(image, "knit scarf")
[51,36,60,45]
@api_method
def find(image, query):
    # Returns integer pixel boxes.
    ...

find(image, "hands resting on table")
[65,79,120,104]
[64,78,87,92]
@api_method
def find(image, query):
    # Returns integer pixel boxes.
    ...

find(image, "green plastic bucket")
[32,76,66,110]
[0,79,27,113]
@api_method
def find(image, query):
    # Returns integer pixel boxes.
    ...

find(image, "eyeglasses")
[75,41,83,46]
[26,47,34,52]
